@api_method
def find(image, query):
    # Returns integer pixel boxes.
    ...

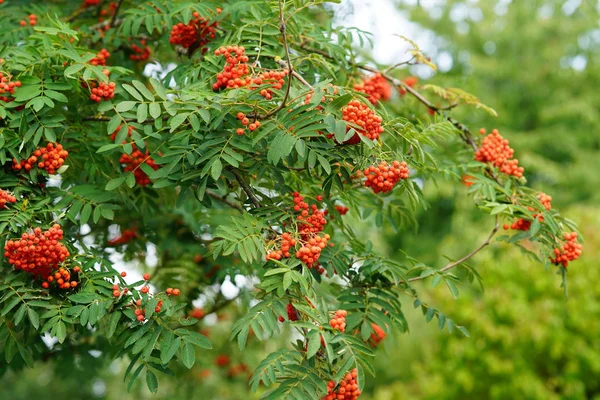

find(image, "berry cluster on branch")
[341,100,384,144]
[353,73,392,105]
[213,46,289,100]
[129,40,151,61]
[169,10,221,53]
[4,225,70,280]
[323,369,361,400]
[329,309,347,332]
[550,232,582,268]
[0,189,16,209]
[475,128,524,178]
[12,143,69,174]
[363,161,409,194]
[0,72,21,103]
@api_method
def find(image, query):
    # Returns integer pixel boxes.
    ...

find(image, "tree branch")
[109,0,125,28]
[206,190,243,211]
[408,220,500,282]
[248,0,293,120]
[229,168,262,208]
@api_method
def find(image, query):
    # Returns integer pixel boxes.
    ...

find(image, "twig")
[109,0,125,28]
[83,115,169,123]
[277,59,313,90]
[206,190,243,211]
[64,5,94,23]
[248,0,293,120]
[407,220,500,282]
[229,168,262,208]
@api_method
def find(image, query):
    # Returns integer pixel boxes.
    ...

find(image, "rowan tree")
[0,0,582,398]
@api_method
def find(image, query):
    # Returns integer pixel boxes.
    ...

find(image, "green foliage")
[0,0,584,398]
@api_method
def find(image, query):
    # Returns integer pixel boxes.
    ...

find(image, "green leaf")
[161,336,181,365]
[210,159,222,181]
[132,80,155,101]
[56,321,67,343]
[106,177,126,191]
[149,103,161,119]
[69,292,100,304]
[64,64,85,77]
[146,369,158,393]
[97,143,121,153]
[80,203,92,225]
[137,103,148,123]
[175,329,212,349]
[116,101,137,112]
[180,341,196,369]
[107,311,121,338]
[122,84,144,102]
[27,308,40,329]
[1,297,20,316]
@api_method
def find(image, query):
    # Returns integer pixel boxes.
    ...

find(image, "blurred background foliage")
[1,0,598,398]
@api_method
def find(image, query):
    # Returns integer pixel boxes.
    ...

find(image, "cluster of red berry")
[266,232,296,260]
[342,100,384,144]
[107,228,137,246]
[90,81,116,102]
[213,46,289,99]
[213,46,250,90]
[130,40,151,61]
[475,128,524,178]
[505,217,532,231]
[12,143,69,174]
[504,192,553,231]
[97,2,118,23]
[169,10,220,52]
[189,308,205,319]
[235,112,261,135]
[43,266,79,290]
[398,76,418,95]
[550,232,582,268]
[4,225,70,279]
[363,161,409,194]
[0,72,21,103]
[83,0,100,6]
[279,303,299,322]
[296,234,330,270]
[539,192,552,211]
[329,309,347,332]
[292,193,327,238]
[254,70,289,100]
[335,205,349,215]
[323,369,361,400]
[0,189,16,209]
[166,287,181,296]
[215,354,230,367]
[369,323,386,347]
[353,73,392,105]
[90,48,110,66]
[19,14,37,27]
[119,147,160,186]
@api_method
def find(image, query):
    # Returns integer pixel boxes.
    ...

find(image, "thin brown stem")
[206,190,243,211]
[248,0,293,120]
[408,220,500,282]
[230,168,262,208]
[109,0,125,28]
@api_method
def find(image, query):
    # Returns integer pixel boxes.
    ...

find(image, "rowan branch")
[109,0,125,28]
[206,190,244,211]
[248,0,293,120]
[229,168,262,208]
[408,219,500,282]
